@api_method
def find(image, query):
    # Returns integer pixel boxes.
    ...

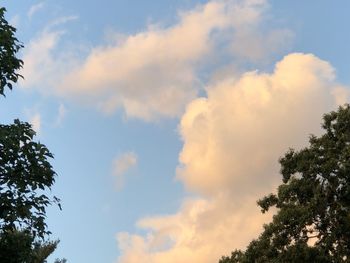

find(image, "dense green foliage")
[0,6,65,262]
[0,120,61,238]
[0,7,23,96]
[220,105,350,263]
[0,230,59,263]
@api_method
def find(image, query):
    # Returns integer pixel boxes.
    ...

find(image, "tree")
[0,230,60,263]
[0,120,61,238]
[0,7,23,96]
[0,6,65,262]
[220,105,350,263]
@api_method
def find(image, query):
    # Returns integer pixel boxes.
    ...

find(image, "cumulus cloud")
[112,152,138,190]
[117,195,271,263]
[20,0,292,121]
[116,53,349,263]
[178,53,338,195]
[59,0,253,120]
[230,28,294,62]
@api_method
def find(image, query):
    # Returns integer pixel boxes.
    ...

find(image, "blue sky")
[1,1,350,262]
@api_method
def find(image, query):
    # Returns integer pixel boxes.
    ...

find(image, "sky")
[1,0,350,262]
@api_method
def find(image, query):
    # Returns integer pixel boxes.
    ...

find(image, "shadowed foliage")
[0,7,23,96]
[0,120,61,238]
[220,105,350,263]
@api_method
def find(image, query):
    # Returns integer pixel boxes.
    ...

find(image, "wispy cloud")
[20,29,63,89]
[54,103,67,126]
[19,16,79,92]
[48,15,79,29]
[24,106,42,134]
[9,15,21,28]
[27,2,45,19]
[112,152,138,190]
[30,113,41,134]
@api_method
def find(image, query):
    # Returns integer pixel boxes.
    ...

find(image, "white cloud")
[177,53,338,195]
[112,152,138,190]
[9,15,21,28]
[20,0,292,121]
[24,107,42,134]
[27,2,45,19]
[30,113,41,134]
[117,195,271,263]
[54,103,67,126]
[48,15,79,28]
[332,85,350,105]
[230,28,294,62]
[20,29,63,90]
[19,16,79,92]
[59,0,236,120]
[18,1,350,262]
[116,53,349,263]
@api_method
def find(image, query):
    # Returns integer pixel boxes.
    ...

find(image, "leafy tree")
[0,120,61,238]
[0,6,65,262]
[220,105,350,263]
[0,230,60,263]
[0,7,23,95]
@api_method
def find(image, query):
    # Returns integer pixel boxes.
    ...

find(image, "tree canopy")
[0,7,23,95]
[220,104,350,263]
[0,120,61,239]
